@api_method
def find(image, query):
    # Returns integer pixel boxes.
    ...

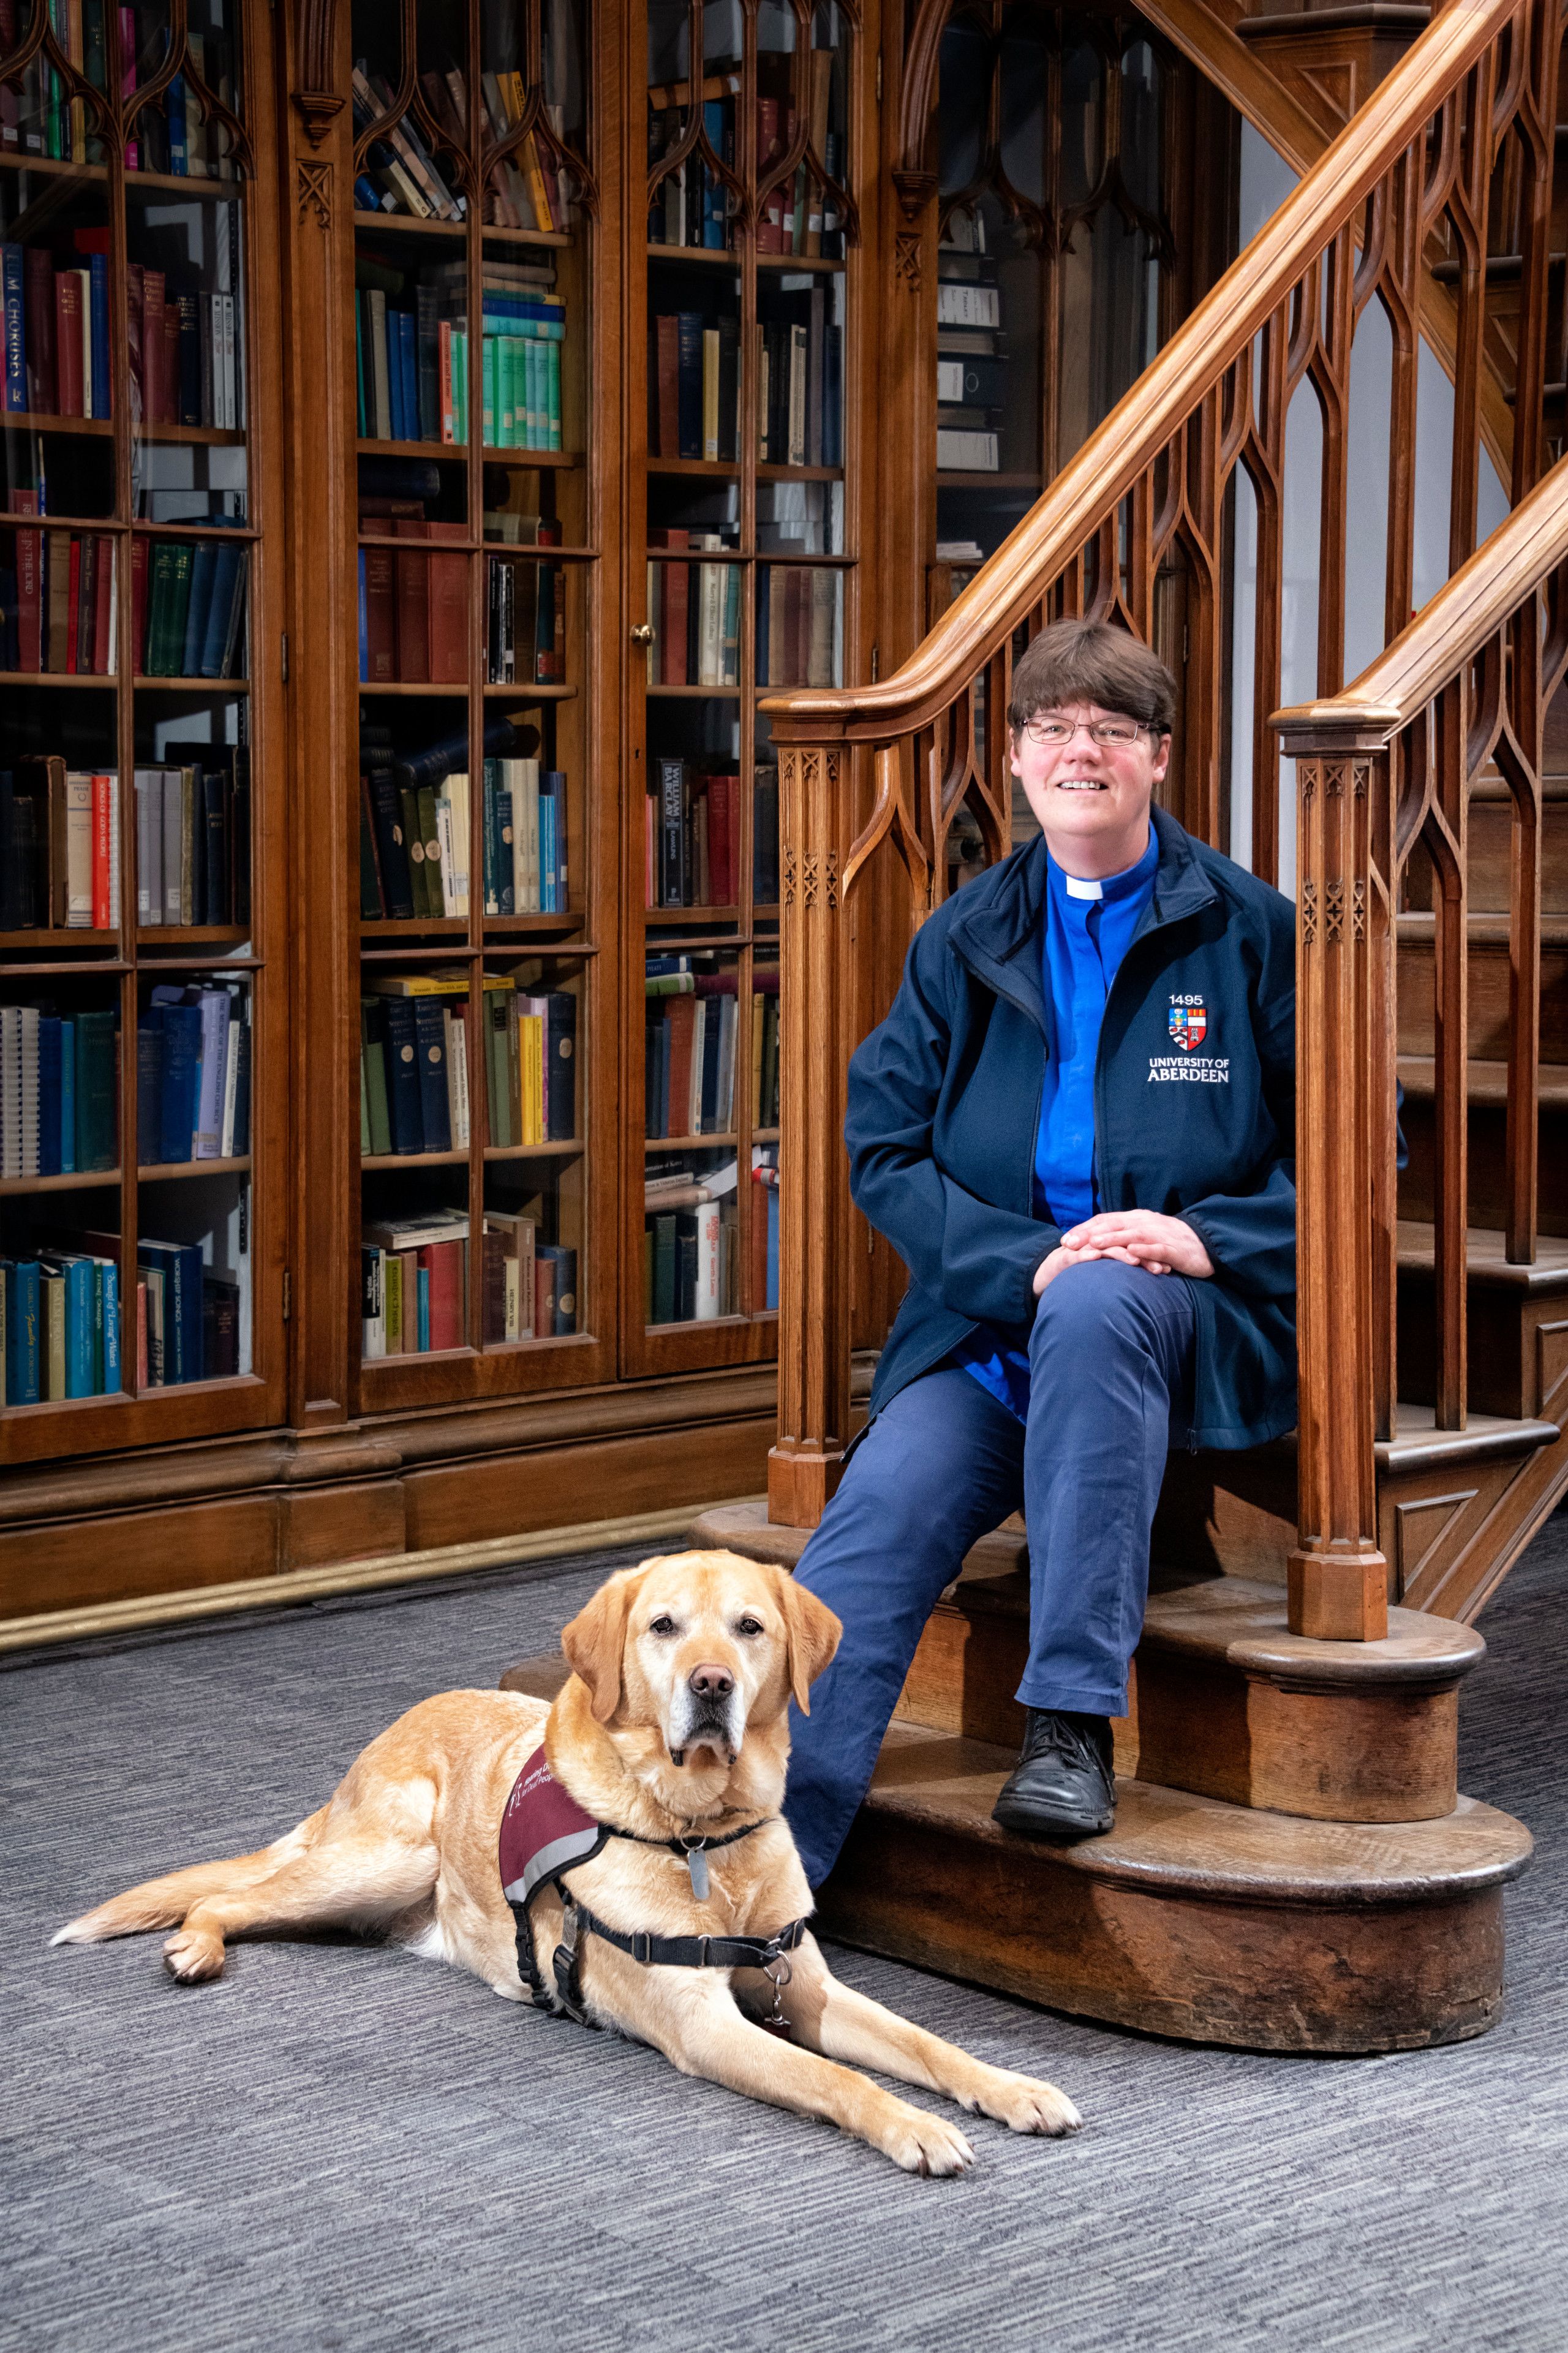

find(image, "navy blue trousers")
[783,1258,1197,1889]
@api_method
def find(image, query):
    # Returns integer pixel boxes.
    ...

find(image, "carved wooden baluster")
[1276,725,1390,1639]
[769,732,853,1527]
[1427,671,1471,1429]
[1499,602,1543,1262]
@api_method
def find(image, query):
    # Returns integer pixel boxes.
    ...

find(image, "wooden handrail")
[761,0,1516,742]
[1275,454,1568,747]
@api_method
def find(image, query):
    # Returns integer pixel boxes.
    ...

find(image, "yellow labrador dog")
[55,1548,1080,2174]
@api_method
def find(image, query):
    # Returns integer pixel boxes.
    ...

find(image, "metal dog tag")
[685,1845,710,1901]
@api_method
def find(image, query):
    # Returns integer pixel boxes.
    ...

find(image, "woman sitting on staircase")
[783,618,1298,1883]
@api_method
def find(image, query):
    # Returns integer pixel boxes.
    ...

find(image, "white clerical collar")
[1063,874,1102,901]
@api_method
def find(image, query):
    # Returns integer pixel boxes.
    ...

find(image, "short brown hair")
[1008,620,1175,738]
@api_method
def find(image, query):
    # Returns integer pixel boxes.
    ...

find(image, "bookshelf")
[629,0,856,1372]
[924,12,1235,860]
[0,0,283,1462]
[345,0,612,1407]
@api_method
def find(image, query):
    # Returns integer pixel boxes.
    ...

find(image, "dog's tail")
[51,1807,330,1946]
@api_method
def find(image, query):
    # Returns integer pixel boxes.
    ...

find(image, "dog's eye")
[648,1615,679,1637]
[736,1617,764,1637]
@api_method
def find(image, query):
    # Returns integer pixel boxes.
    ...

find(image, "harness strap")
[564,1903,809,1976]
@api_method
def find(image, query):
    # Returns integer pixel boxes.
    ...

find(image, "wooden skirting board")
[0,1498,763,1656]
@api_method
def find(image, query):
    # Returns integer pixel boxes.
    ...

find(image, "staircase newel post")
[767,723,855,1529]
[1278,717,1396,1640]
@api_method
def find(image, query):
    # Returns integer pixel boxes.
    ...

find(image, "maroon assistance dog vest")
[496,1742,807,2027]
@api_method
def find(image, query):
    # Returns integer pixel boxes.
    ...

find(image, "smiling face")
[1009,700,1170,880]
[560,1550,842,1781]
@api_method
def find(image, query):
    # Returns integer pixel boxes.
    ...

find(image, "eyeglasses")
[1019,716,1151,748]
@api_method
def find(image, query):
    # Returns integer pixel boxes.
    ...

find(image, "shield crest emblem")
[1169,999,1207,1051]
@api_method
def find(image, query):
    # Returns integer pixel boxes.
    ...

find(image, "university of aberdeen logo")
[1167,994,1207,1051]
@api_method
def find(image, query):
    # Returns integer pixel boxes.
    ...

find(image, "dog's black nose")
[687,1663,734,1701]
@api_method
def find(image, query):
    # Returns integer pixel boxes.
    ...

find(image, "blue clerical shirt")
[949,825,1161,1419]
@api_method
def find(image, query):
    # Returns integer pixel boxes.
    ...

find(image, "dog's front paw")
[981,2071,1083,2137]
[878,2102,976,2177]
[162,1928,225,1982]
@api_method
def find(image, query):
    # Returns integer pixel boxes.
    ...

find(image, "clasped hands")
[1032,1210,1215,1298]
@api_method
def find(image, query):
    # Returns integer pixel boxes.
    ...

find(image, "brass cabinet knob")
[630,622,655,644]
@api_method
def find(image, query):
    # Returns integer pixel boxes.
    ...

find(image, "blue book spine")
[546,774,567,905]
[676,314,703,458]
[136,1018,164,1167]
[496,791,514,912]
[58,1018,75,1174]
[398,311,418,446]
[6,1259,41,1404]
[167,74,187,173]
[702,104,726,247]
[2,244,24,413]
[355,173,380,213]
[386,314,406,442]
[37,1015,61,1176]
[417,1265,430,1353]
[99,1256,119,1392]
[64,1258,94,1397]
[358,547,369,681]
[539,793,556,914]
[766,1184,779,1311]
[183,537,216,676]
[159,1003,203,1165]
[410,996,451,1152]
[89,253,110,418]
[200,542,242,679]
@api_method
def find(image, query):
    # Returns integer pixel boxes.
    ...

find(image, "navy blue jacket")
[847,806,1297,1451]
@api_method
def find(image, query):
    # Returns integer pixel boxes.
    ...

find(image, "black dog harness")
[499,1743,808,2030]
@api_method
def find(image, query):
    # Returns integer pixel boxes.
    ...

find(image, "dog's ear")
[562,1566,644,1725]
[773,1566,842,1715]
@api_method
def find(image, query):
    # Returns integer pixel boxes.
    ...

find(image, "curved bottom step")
[817,1723,1532,2054]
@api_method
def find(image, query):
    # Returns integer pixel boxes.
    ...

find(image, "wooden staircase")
[670,0,1568,2051]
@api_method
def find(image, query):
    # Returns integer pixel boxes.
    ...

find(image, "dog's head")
[560,1549,841,1778]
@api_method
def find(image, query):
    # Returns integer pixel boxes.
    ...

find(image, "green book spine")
[546,337,561,451]
[166,543,194,678]
[485,992,511,1147]
[146,544,174,676]
[358,797,382,918]
[516,336,530,452]
[398,784,431,915]
[416,783,444,914]
[360,1048,372,1156]
[74,1008,118,1170]
[483,331,496,448]
[452,329,467,445]
[481,761,498,913]
[361,1005,393,1157]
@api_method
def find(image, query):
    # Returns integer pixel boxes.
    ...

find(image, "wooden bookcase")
[341,0,619,1414]
[625,0,862,1377]
[0,0,286,1467]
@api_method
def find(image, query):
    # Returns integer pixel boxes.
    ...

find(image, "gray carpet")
[5,1519,1566,2353]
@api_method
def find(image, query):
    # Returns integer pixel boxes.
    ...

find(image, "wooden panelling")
[402,1417,774,1550]
[0,1497,284,1618]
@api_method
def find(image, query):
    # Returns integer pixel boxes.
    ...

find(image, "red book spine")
[427,519,467,684]
[394,540,431,683]
[141,269,165,421]
[24,247,55,411]
[757,101,784,253]
[55,273,84,416]
[420,1239,464,1351]
[661,545,689,687]
[92,772,111,929]
[130,535,149,671]
[92,535,113,674]
[533,1253,556,1340]
[362,545,396,682]
[15,524,40,671]
[66,535,81,673]
[655,314,680,458]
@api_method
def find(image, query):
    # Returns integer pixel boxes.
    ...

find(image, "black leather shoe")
[992,1709,1116,1840]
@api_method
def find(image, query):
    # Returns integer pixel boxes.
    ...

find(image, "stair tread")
[1397,1054,1568,1104]
[940,1569,1484,1683]
[1375,1401,1560,1469]
[864,1722,1531,1903]
[1396,1218,1568,1290]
